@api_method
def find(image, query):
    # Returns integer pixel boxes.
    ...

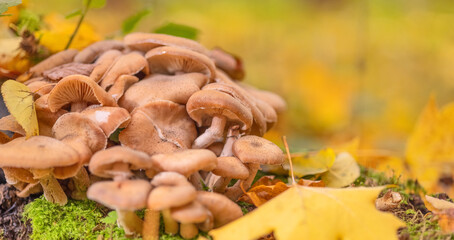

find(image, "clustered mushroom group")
[0,32,286,239]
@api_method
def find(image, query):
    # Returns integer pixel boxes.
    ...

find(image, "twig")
[65,0,92,50]
[282,136,296,186]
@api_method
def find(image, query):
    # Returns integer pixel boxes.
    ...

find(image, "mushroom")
[81,106,131,137]
[74,40,125,63]
[124,32,209,55]
[118,73,208,112]
[47,74,118,112]
[186,89,253,149]
[42,62,95,81]
[171,201,209,239]
[87,179,151,236]
[210,47,244,80]
[100,52,149,90]
[225,135,285,201]
[107,75,138,102]
[196,191,243,228]
[35,94,68,137]
[2,167,41,197]
[0,136,81,205]
[88,146,153,181]
[238,82,287,114]
[0,115,26,136]
[148,172,197,235]
[26,80,55,97]
[119,100,197,155]
[90,50,123,82]
[27,49,78,77]
[145,46,216,80]
[210,156,249,193]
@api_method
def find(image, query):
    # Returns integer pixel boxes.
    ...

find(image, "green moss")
[22,196,134,240]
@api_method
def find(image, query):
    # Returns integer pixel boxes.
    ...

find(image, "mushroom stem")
[70,101,88,112]
[180,223,199,239]
[189,171,205,191]
[143,209,160,240]
[70,167,90,200]
[16,182,42,198]
[220,125,240,157]
[213,177,232,193]
[162,209,179,235]
[39,174,68,206]
[192,116,226,149]
[117,209,143,237]
[111,162,133,181]
[225,163,260,201]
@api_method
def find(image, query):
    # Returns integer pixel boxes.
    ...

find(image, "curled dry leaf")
[42,62,95,81]
[375,191,402,211]
[425,195,454,234]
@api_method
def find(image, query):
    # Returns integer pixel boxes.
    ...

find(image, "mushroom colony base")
[0,32,286,239]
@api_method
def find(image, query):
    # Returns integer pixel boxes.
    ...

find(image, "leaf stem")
[282,136,296,186]
[65,0,91,50]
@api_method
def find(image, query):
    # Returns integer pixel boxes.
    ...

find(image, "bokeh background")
[3,0,454,154]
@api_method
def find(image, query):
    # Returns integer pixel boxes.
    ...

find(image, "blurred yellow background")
[5,0,454,154]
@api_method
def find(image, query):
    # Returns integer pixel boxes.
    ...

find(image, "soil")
[0,184,35,240]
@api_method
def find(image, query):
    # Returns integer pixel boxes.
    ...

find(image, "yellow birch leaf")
[1,80,38,138]
[321,152,360,188]
[291,148,336,176]
[210,186,404,240]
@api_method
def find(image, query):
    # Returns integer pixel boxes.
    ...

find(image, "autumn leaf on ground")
[289,149,360,187]
[210,186,404,240]
[1,80,38,138]
[425,195,454,233]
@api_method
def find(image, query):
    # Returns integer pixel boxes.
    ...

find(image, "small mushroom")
[0,115,26,136]
[145,46,216,80]
[47,74,118,112]
[107,75,139,102]
[26,80,55,97]
[186,89,253,149]
[210,47,244,80]
[118,73,208,112]
[27,49,78,77]
[210,156,249,193]
[100,52,149,90]
[0,136,81,205]
[81,106,131,137]
[196,191,243,228]
[87,179,151,236]
[124,32,209,55]
[35,94,68,137]
[74,40,125,63]
[148,172,197,235]
[171,201,209,239]
[90,50,123,82]
[238,82,287,114]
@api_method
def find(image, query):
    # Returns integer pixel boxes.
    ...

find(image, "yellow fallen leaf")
[210,186,404,240]
[425,195,454,234]
[321,152,360,187]
[425,195,454,211]
[1,80,38,138]
[291,148,336,176]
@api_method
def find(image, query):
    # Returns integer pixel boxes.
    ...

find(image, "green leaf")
[154,22,199,40]
[65,9,82,19]
[0,0,22,14]
[100,211,118,225]
[17,9,41,32]
[83,0,106,9]
[121,9,150,35]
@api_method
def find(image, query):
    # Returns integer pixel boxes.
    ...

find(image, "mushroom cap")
[107,75,139,102]
[52,112,107,157]
[254,98,277,131]
[197,191,243,228]
[171,201,209,224]
[47,74,118,112]
[239,82,287,114]
[89,146,153,178]
[118,73,208,111]
[29,49,78,76]
[124,32,209,55]
[212,156,249,179]
[210,47,244,80]
[90,50,123,82]
[232,136,284,165]
[186,89,253,131]
[148,185,197,211]
[74,40,125,63]
[206,142,224,157]
[145,46,216,79]
[26,80,55,97]
[100,52,149,89]
[0,115,26,136]
[150,172,192,187]
[87,179,151,210]
[81,106,131,136]
[2,167,38,184]
[42,62,95,82]
[35,94,68,137]
[151,149,217,177]
[0,136,80,169]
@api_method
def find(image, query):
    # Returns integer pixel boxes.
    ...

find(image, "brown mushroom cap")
[232,136,284,165]
[74,40,125,63]
[0,115,26,136]
[89,146,153,179]
[29,49,78,77]
[35,94,68,137]
[0,136,80,169]
[107,75,139,102]
[42,62,95,82]
[151,149,217,177]
[118,73,208,111]
[238,82,287,114]
[100,52,149,90]
[147,185,197,211]
[124,32,209,55]
[81,106,130,136]
[171,201,209,224]
[212,156,249,179]
[2,167,38,184]
[47,74,118,112]
[26,80,55,97]
[210,47,244,80]
[197,191,243,228]
[87,179,151,210]
[186,89,253,131]
[145,46,216,79]
[150,172,192,187]
[90,50,123,82]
